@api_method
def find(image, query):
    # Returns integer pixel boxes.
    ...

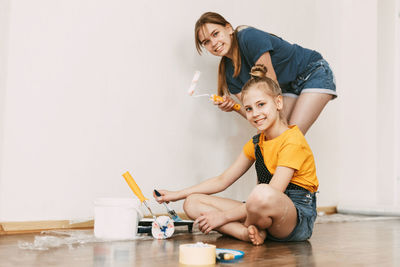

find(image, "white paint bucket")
[94,198,142,240]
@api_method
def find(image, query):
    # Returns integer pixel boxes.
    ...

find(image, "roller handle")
[211,95,241,111]
[122,171,147,203]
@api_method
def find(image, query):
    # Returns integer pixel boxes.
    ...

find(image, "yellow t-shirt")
[243,125,318,192]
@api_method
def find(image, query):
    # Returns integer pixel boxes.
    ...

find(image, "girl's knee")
[246,184,279,213]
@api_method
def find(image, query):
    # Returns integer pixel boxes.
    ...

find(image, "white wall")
[336,0,400,215]
[397,0,400,208]
[0,0,399,221]
[376,0,398,207]
[0,0,10,219]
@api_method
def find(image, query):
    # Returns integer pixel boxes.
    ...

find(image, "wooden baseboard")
[0,220,94,235]
[0,207,336,235]
[317,206,337,215]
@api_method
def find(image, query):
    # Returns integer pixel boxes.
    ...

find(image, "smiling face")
[197,23,234,58]
[243,85,284,134]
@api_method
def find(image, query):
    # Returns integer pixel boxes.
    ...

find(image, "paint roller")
[188,71,241,111]
[122,172,176,239]
[122,171,158,223]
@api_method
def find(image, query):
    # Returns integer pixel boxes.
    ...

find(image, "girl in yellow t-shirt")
[154,64,318,245]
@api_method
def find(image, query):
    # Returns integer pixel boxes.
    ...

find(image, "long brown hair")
[194,12,241,96]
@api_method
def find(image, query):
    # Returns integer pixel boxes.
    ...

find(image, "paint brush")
[154,189,182,222]
[122,171,158,224]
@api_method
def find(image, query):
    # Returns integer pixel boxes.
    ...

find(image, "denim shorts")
[266,189,317,242]
[283,59,337,99]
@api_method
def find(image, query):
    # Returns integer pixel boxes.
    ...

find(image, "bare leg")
[183,194,250,242]
[282,96,297,123]
[244,184,298,245]
[288,93,333,134]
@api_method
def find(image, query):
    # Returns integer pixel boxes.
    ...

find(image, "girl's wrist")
[177,190,188,200]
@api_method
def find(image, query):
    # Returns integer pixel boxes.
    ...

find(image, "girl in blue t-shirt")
[194,12,336,134]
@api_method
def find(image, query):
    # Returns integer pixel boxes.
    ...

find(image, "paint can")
[94,198,142,240]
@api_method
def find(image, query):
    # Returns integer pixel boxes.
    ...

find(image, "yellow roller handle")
[122,171,147,203]
[211,94,241,111]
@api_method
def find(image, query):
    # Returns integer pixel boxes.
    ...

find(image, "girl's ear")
[275,95,283,111]
[226,24,234,34]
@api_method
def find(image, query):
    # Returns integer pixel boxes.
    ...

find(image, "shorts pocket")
[287,191,313,207]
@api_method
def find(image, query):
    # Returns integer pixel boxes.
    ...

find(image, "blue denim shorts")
[283,59,337,99]
[266,189,317,242]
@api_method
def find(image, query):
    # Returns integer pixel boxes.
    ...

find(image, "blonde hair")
[194,12,241,97]
[242,64,286,123]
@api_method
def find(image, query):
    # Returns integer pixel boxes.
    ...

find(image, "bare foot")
[248,225,266,245]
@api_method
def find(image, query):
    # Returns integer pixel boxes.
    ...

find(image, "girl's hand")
[153,190,181,204]
[215,95,237,112]
[194,210,228,234]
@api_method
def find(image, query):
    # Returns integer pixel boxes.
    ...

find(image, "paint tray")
[139,218,194,233]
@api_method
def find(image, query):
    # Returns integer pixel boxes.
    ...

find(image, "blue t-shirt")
[225,26,322,94]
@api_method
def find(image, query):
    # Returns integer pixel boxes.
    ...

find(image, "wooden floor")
[1,218,399,266]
